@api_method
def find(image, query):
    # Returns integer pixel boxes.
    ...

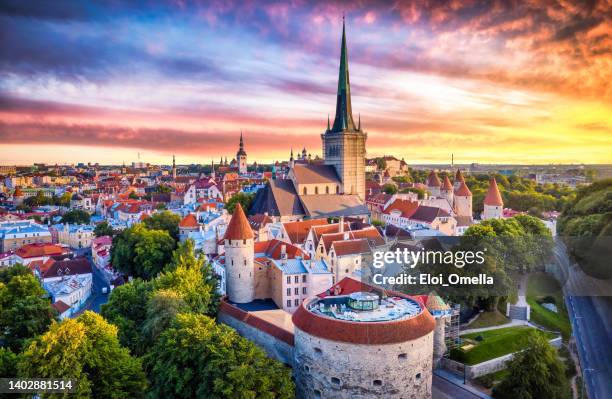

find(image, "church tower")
[172,155,176,179]
[321,18,367,200]
[237,131,247,174]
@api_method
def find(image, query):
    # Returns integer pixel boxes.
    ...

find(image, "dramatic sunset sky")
[1,1,611,165]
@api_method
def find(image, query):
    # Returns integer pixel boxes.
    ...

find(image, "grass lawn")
[527,272,572,340]
[452,326,555,365]
[468,310,511,329]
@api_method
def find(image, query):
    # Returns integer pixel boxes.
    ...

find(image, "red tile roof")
[52,300,71,314]
[383,199,419,218]
[293,277,436,344]
[254,239,309,260]
[223,204,254,240]
[42,257,92,279]
[442,175,453,191]
[427,170,441,187]
[332,239,371,256]
[454,181,472,196]
[282,218,328,244]
[179,214,199,228]
[455,169,465,183]
[16,243,68,259]
[484,177,504,206]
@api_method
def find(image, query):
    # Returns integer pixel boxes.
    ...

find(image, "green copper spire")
[331,16,356,132]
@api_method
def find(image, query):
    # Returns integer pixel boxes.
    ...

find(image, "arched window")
[315,186,319,194]
[336,185,340,194]
[325,186,329,194]
[303,187,307,195]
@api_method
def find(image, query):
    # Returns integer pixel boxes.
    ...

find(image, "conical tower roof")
[442,175,453,191]
[484,177,503,206]
[427,171,441,187]
[455,169,465,183]
[223,203,254,240]
[454,181,472,197]
[425,291,450,312]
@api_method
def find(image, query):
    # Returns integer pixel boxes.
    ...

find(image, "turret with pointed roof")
[483,176,504,220]
[330,17,357,133]
[223,202,255,303]
[224,203,254,240]
[237,132,247,174]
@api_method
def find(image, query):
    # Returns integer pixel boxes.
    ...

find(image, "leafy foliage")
[558,178,612,278]
[224,192,255,214]
[382,183,398,194]
[142,211,181,240]
[493,332,570,399]
[94,221,115,237]
[111,223,176,279]
[61,209,91,224]
[0,266,56,352]
[19,311,147,398]
[145,313,295,399]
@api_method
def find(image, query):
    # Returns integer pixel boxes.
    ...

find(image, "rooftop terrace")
[308,291,422,323]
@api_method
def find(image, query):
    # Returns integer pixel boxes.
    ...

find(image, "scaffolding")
[444,303,461,354]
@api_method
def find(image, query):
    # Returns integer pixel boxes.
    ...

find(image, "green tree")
[382,183,398,194]
[19,311,147,398]
[375,157,387,171]
[61,209,90,224]
[142,211,181,240]
[111,223,176,279]
[0,347,19,378]
[145,313,294,399]
[55,192,72,207]
[94,221,114,237]
[225,192,255,214]
[0,267,56,352]
[101,279,153,356]
[493,332,569,399]
[400,187,426,199]
[129,191,139,200]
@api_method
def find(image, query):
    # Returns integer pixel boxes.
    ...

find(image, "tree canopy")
[225,192,255,214]
[145,313,294,399]
[111,223,176,279]
[19,311,147,399]
[94,221,114,237]
[61,209,91,224]
[142,210,181,240]
[493,332,569,399]
[0,265,56,352]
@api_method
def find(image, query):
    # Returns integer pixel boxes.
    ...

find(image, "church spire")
[331,16,356,132]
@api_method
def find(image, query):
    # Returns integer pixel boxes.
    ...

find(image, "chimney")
[339,216,345,232]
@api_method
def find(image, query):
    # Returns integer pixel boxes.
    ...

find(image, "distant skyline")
[1,1,611,165]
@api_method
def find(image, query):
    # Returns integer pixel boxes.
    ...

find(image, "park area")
[526,272,572,339]
[451,326,556,365]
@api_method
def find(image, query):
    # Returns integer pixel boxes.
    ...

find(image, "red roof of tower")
[455,169,465,183]
[442,175,453,191]
[454,181,472,196]
[484,177,504,206]
[223,203,254,240]
[427,171,441,187]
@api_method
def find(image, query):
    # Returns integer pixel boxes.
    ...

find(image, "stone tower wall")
[294,327,433,399]
[432,316,447,368]
[454,195,472,217]
[483,204,503,220]
[224,238,255,303]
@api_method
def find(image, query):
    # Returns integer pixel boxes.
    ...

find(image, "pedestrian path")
[461,319,530,335]
[433,369,493,399]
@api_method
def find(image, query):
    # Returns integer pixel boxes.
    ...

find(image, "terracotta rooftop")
[52,300,71,314]
[223,203,254,240]
[16,243,68,259]
[442,175,453,191]
[383,199,419,218]
[332,238,371,256]
[484,177,504,206]
[454,181,472,197]
[427,170,441,187]
[293,277,436,344]
[455,169,465,183]
[42,257,92,279]
[282,218,328,244]
[179,214,199,228]
[254,239,309,260]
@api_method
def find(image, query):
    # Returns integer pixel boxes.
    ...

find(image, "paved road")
[432,375,486,399]
[553,240,612,399]
[73,252,110,316]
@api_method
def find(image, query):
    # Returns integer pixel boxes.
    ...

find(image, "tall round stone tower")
[292,288,436,399]
[454,181,473,218]
[223,203,255,303]
[440,175,454,204]
[482,176,504,220]
[424,292,452,369]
